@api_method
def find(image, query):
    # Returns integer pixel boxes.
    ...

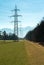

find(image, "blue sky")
[0,0,44,29]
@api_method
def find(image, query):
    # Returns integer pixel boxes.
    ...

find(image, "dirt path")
[24,40,44,65]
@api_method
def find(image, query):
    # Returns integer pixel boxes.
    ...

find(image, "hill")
[0,26,33,38]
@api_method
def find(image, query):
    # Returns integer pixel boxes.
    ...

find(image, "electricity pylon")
[11,5,21,39]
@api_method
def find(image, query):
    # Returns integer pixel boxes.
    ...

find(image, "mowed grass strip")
[0,40,28,65]
[25,40,44,65]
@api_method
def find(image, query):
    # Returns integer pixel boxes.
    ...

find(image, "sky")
[0,0,44,29]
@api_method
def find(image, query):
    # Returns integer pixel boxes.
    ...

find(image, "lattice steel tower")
[11,5,21,37]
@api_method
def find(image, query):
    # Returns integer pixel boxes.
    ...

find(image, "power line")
[10,5,21,39]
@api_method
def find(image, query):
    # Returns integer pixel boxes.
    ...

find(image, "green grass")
[0,40,44,65]
[0,40,28,65]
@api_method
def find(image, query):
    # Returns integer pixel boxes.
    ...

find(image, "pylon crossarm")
[10,5,21,40]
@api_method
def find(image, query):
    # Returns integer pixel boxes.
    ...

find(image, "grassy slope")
[25,40,44,65]
[0,40,28,65]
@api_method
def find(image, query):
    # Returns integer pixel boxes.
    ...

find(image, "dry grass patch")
[24,40,44,65]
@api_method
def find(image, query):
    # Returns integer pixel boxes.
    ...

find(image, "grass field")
[25,40,44,65]
[0,40,44,65]
[0,40,28,65]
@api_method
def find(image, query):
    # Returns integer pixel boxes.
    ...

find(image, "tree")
[25,19,44,45]
[0,31,2,40]
[3,31,7,40]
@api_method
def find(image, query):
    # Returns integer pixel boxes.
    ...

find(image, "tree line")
[25,19,44,45]
[0,31,18,40]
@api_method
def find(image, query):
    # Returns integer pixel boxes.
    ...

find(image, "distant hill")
[0,28,13,33]
[0,26,33,38]
[22,26,33,37]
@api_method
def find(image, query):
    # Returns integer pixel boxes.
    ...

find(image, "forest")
[0,31,18,40]
[25,19,44,45]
